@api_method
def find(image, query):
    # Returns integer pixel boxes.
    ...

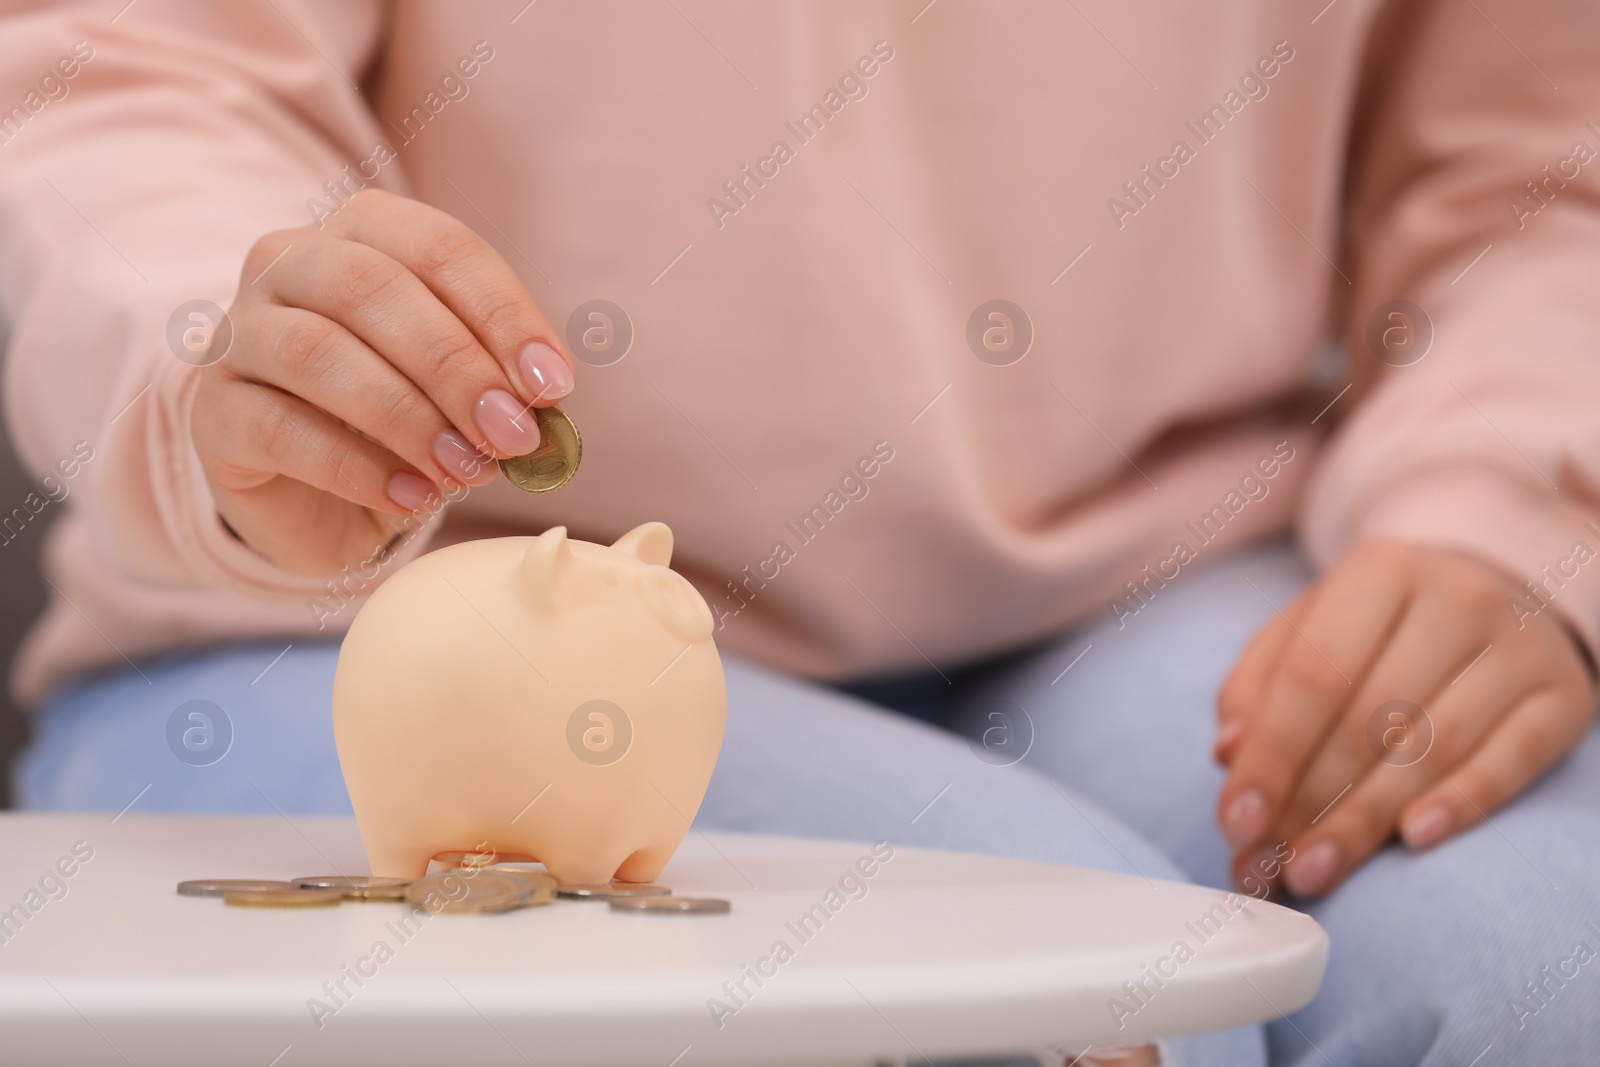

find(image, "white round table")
[0,812,1325,1066]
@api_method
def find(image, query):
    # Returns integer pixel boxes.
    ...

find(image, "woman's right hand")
[191,190,574,577]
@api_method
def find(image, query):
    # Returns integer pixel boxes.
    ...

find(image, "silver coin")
[294,875,411,890]
[557,882,672,900]
[295,875,412,901]
[609,896,730,914]
[177,879,297,898]
[405,870,532,914]
[495,869,557,908]
[483,865,558,907]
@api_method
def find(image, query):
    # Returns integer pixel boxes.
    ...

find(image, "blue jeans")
[17,544,1600,1065]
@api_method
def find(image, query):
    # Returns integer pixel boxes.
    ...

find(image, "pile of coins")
[177,849,730,916]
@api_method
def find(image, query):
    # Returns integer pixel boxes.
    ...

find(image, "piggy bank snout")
[636,566,714,643]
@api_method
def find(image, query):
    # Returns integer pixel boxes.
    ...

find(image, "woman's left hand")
[1213,539,1596,898]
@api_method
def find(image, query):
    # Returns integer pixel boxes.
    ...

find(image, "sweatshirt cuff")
[1313,466,1600,662]
[150,355,444,605]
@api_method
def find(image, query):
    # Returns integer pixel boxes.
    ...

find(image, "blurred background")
[0,416,49,807]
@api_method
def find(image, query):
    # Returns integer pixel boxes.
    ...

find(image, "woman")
[4,2,1598,1063]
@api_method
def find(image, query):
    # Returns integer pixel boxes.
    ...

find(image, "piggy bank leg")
[363,837,437,880]
[613,843,674,884]
[540,848,637,887]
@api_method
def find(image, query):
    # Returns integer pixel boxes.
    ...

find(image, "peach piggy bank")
[332,522,726,883]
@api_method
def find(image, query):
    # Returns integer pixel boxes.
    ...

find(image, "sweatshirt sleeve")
[1301,0,1600,655]
[0,0,442,606]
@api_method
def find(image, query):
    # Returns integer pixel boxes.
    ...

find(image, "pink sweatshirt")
[4,0,1599,705]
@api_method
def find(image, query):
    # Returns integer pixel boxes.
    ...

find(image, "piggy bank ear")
[517,525,572,613]
[611,522,673,567]
[636,566,714,643]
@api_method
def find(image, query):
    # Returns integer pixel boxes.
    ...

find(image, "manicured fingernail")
[1222,789,1268,848]
[1284,840,1339,897]
[386,471,441,513]
[1402,805,1451,850]
[519,341,573,402]
[474,389,539,455]
[432,429,497,486]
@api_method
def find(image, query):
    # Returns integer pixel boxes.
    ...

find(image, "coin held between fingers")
[500,406,581,493]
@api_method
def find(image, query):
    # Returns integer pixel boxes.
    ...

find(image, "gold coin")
[433,849,536,869]
[499,406,581,493]
[223,888,344,908]
[486,863,556,883]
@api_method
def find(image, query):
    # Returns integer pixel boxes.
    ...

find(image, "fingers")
[1274,611,1593,898]
[261,236,542,461]
[196,380,430,518]
[198,198,571,577]
[1398,686,1592,853]
[326,189,575,405]
[246,307,499,491]
[1070,1045,1160,1067]
[1271,599,1496,835]
[1215,587,1307,763]
[1230,838,1297,900]
[1217,545,1410,851]
[1217,542,1598,900]
[1273,657,1530,897]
